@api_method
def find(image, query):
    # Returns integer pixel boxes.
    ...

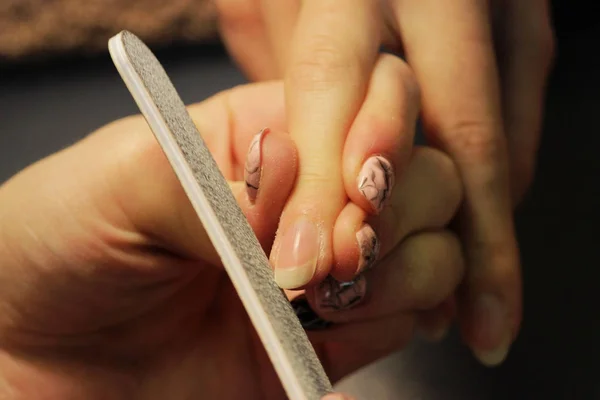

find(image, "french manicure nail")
[355,223,380,274]
[316,275,367,312]
[244,128,269,202]
[472,294,512,367]
[291,296,332,331]
[275,217,319,289]
[357,155,394,213]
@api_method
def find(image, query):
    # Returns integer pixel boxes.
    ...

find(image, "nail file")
[108,31,333,400]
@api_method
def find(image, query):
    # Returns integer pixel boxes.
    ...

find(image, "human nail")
[244,128,269,202]
[355,223,380,274]
[274,217,319,289]
[357,155,394,213]
[291,296,332,331]
[471,294,512,367]
[316,275,367,312]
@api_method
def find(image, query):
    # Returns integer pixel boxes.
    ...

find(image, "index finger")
[270,0,381,290]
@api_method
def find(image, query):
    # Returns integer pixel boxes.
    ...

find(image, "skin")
[0,82,463,400]
[215,0,556,365]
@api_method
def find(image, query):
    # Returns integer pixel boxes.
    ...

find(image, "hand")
[216,0,556,365]
[0,82,462,399]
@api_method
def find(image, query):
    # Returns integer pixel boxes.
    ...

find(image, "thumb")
[110,122,298,264]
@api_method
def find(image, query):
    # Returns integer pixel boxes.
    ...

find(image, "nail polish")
[291,296,332,331]
[471,294,512,367]
[274,217,320,289]
[316,275,366,312]
[244,128,269,201]
[355,223,380,274]
[357,155,394,213]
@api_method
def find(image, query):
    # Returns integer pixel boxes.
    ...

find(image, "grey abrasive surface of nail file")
[108,31,333,400]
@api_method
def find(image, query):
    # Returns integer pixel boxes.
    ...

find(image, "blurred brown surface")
[0,0,218,59]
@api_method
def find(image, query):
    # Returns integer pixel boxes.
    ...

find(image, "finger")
[311,312,414,351]
[333,147,462,281]
[322,395,358,400]
[111,125,297,265]
[110,81,292,263]
[343,53,418,216]
[310,313,415,382]
[214,0,278,80]
[260,0,301,76]
[307,230,465,323]
[393,0,521,366]
[271,0,380,290]
[498,0,555,204]
[188,80,287,180]
[415,296,457,343]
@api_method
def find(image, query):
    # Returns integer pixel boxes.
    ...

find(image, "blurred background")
[1,1,600,399]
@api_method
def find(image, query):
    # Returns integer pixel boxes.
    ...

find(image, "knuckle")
[287,36,362,92]
[295,166,345,203]
[444,120,505,165]
[298,168,341,188]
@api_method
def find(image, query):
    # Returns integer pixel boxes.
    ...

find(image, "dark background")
[1,3,599,399]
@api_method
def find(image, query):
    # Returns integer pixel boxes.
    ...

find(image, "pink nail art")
[355,223,380,274]
[316,275,367,312]
[357,155,394,213]
[244,128,269,201]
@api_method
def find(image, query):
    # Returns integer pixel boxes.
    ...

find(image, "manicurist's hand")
[215,0,556,365]
[0,82,462,400]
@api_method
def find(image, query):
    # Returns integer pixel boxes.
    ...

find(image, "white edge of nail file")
[107,31,332,400]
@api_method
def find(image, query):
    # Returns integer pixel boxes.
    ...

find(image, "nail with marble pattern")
[316,275,367,312]
[244,128,269,202]
[291,296,332,331]
[355,223,380,274]
[357,155,394,213]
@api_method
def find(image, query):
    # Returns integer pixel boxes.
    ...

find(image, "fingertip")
[459,292,514,368]
[416,297,456,343]
[332,202,375,282]
[241,128,298,251]
[456,233,522,366]
[342,54,418,216]
[245,127,298,203]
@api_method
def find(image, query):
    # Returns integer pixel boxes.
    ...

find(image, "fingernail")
[316,275,367,312]
[291,296,332,331]
[244,128,269,202]
[355,223,380,274]
[275,217,319,289]
[357,155,394,213]
[471,294,512,367]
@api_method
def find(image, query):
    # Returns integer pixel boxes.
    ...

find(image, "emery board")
[108,31,333,399]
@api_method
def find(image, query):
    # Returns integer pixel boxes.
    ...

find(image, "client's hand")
[0,82,462,400]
